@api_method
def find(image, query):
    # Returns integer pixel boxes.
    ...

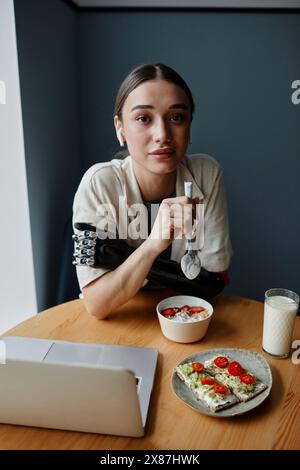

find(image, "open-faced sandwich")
[176,362,239,412]
[203,355,268,402]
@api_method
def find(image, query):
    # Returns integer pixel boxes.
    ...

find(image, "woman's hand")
[145,195,199,255]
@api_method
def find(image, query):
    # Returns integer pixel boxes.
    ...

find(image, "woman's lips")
[149,152,175,160]
[149,147,175,155]
[149,149,175,159]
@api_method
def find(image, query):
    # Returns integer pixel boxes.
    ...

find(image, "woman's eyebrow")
[130,103,189,112]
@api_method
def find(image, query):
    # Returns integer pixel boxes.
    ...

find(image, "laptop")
[0,336,158,437]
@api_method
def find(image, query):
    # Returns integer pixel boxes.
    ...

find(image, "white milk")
[263,295,298,357]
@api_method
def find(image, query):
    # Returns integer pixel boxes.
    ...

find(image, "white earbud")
[117,130,125,147]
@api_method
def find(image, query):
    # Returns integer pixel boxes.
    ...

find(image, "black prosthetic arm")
[73,223,225,300]
[149,258,225,299]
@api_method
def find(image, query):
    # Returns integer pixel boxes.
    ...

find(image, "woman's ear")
[114,115,125,147]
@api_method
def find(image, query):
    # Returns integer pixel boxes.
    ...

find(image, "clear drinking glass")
[262,288,299,358]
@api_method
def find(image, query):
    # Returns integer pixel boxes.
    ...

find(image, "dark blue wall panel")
[79,9,300,301]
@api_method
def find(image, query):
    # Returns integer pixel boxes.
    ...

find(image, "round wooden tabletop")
[0,289,299,450]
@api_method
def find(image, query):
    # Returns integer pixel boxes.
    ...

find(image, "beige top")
[72,153,233,290]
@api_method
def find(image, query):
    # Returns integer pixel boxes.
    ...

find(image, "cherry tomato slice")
[189,306,205,314]
[192,362,204,373]
[227,361,243,376]
[213,356,229,368]
[181,305,190,311]
[161,308,177,317]
[240,373,255,385]
[201,377,215,386]
[214,383,229,395]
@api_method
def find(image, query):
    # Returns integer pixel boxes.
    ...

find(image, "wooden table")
[0,289,299,450]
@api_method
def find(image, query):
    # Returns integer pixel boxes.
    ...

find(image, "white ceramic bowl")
[156,295,214,343]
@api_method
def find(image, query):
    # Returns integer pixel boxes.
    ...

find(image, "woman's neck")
[132,161,176,202]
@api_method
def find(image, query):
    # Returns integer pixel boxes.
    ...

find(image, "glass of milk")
[262,288,299,358]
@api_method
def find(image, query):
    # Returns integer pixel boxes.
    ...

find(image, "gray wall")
[79,9,300,301]
[14,0,82,310]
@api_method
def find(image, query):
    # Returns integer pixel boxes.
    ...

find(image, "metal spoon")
[180,181,201,280]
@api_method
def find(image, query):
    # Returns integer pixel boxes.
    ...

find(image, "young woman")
[73,63,232,319]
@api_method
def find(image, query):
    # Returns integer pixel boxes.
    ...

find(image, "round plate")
[172,348,272,418]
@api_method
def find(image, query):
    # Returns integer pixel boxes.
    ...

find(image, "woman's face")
[114,79,191,176]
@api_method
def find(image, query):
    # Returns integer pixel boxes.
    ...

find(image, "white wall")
[0,0,37,334]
